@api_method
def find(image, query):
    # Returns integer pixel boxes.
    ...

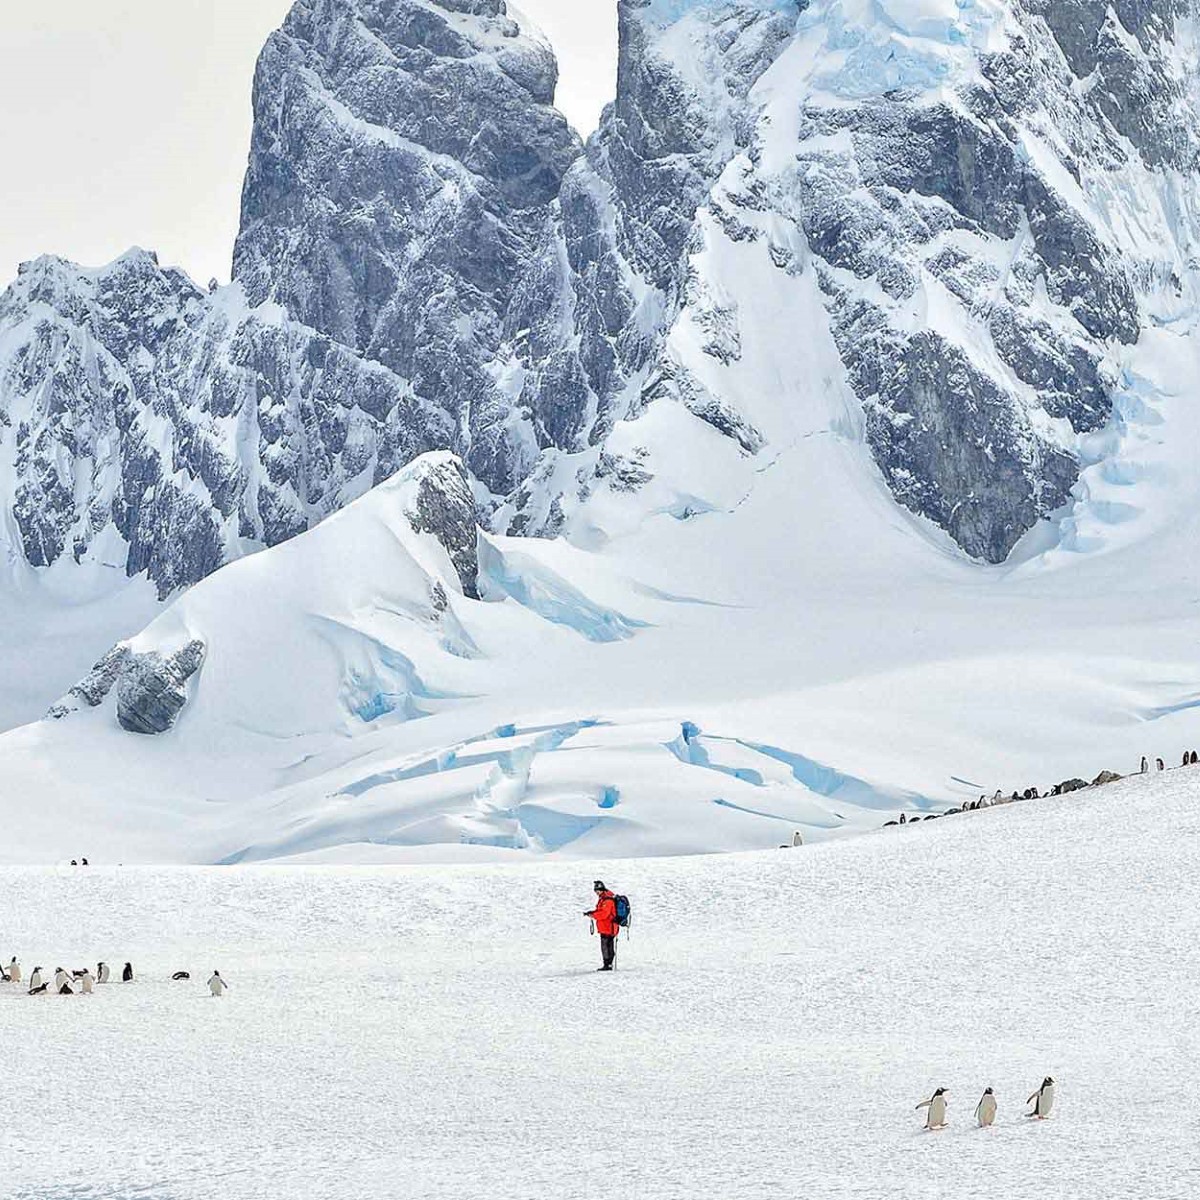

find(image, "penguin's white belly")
[977,1096,997,1127]
[927,1096,947,1127]
[1037,1086,1055,1117]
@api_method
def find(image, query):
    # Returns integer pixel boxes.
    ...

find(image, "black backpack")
[613,894,631,929]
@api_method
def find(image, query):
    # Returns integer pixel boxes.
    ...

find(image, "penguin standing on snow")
[208,971,228,997]
[28,966,44,993]
[1027,1077,1055,1119]
[54,968,74,995]
[3,957,18,983]
[97,962,111,984]
[78,968,95,995]
[975,1088,997,1127]
[916,1087,948,1129]
[122,962,134,983]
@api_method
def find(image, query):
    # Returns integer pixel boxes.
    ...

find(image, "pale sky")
[0,1,617,289]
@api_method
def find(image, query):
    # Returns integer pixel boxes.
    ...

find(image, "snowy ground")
[4,766,1198,1199]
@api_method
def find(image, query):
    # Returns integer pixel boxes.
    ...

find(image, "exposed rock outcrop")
[402,454,481,600]
[49,639,206,734]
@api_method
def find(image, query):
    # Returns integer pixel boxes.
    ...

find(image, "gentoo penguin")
[916,1087,948,1130]
[208,971,228,997]
[28,966,44,992]
[54,968,74,995]
[122,962,134,983]
[171,971,191,981]
[1141,756,1148,773]
[975,1088,997,1128]
[1027,1076,1055,1119]
[1156,757,1165,771]
[97,962,111,984]
[78,968,95,995]
[2,956,17,983]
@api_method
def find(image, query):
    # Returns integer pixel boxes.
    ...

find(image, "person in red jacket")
[584,880,618,971]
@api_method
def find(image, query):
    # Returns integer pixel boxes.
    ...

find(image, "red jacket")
[588,890,618,936]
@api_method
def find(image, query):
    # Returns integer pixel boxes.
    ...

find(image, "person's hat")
[593,880,605,890]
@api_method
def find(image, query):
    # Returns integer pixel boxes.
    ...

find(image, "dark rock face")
[116,640,206,735]
[403,454,481,599]
[51,646,133,715]
[48,639,206,734]
[233,0,583,493]
[0,251,451,598]
[778,6,1164,560]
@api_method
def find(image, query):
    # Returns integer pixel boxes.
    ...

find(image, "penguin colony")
[1,957,228,998]
[916,1078,1055,1130]
[885,749,1200,827]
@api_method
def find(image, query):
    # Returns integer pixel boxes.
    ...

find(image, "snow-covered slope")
[5,768,1199,1197]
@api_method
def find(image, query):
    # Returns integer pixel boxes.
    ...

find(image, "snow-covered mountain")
[2,0,1200,862]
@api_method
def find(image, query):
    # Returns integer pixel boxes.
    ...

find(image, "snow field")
[3,766,1199,1198]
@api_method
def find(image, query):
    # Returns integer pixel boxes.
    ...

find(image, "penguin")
[1191,751,1198,765]
[28,982,48,995]
[899,813,907,825]
[54,968,74,995]
[208,971,228,997]
[975,1088,997,1127]
[122,962,133,983]
[916,1087,948,1130]
[78,968,95,995]
[1141,756,1148,773]
[171,971,191,981]
[2,956,16,983]
[97,962,111,984]
[1026,1076,1055,1119]
[28,966,43,992]
[1156,758,1165,772]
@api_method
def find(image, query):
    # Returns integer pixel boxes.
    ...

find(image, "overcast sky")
[0,1,616,288]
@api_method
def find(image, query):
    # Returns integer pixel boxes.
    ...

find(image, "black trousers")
[600,934,617,969]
